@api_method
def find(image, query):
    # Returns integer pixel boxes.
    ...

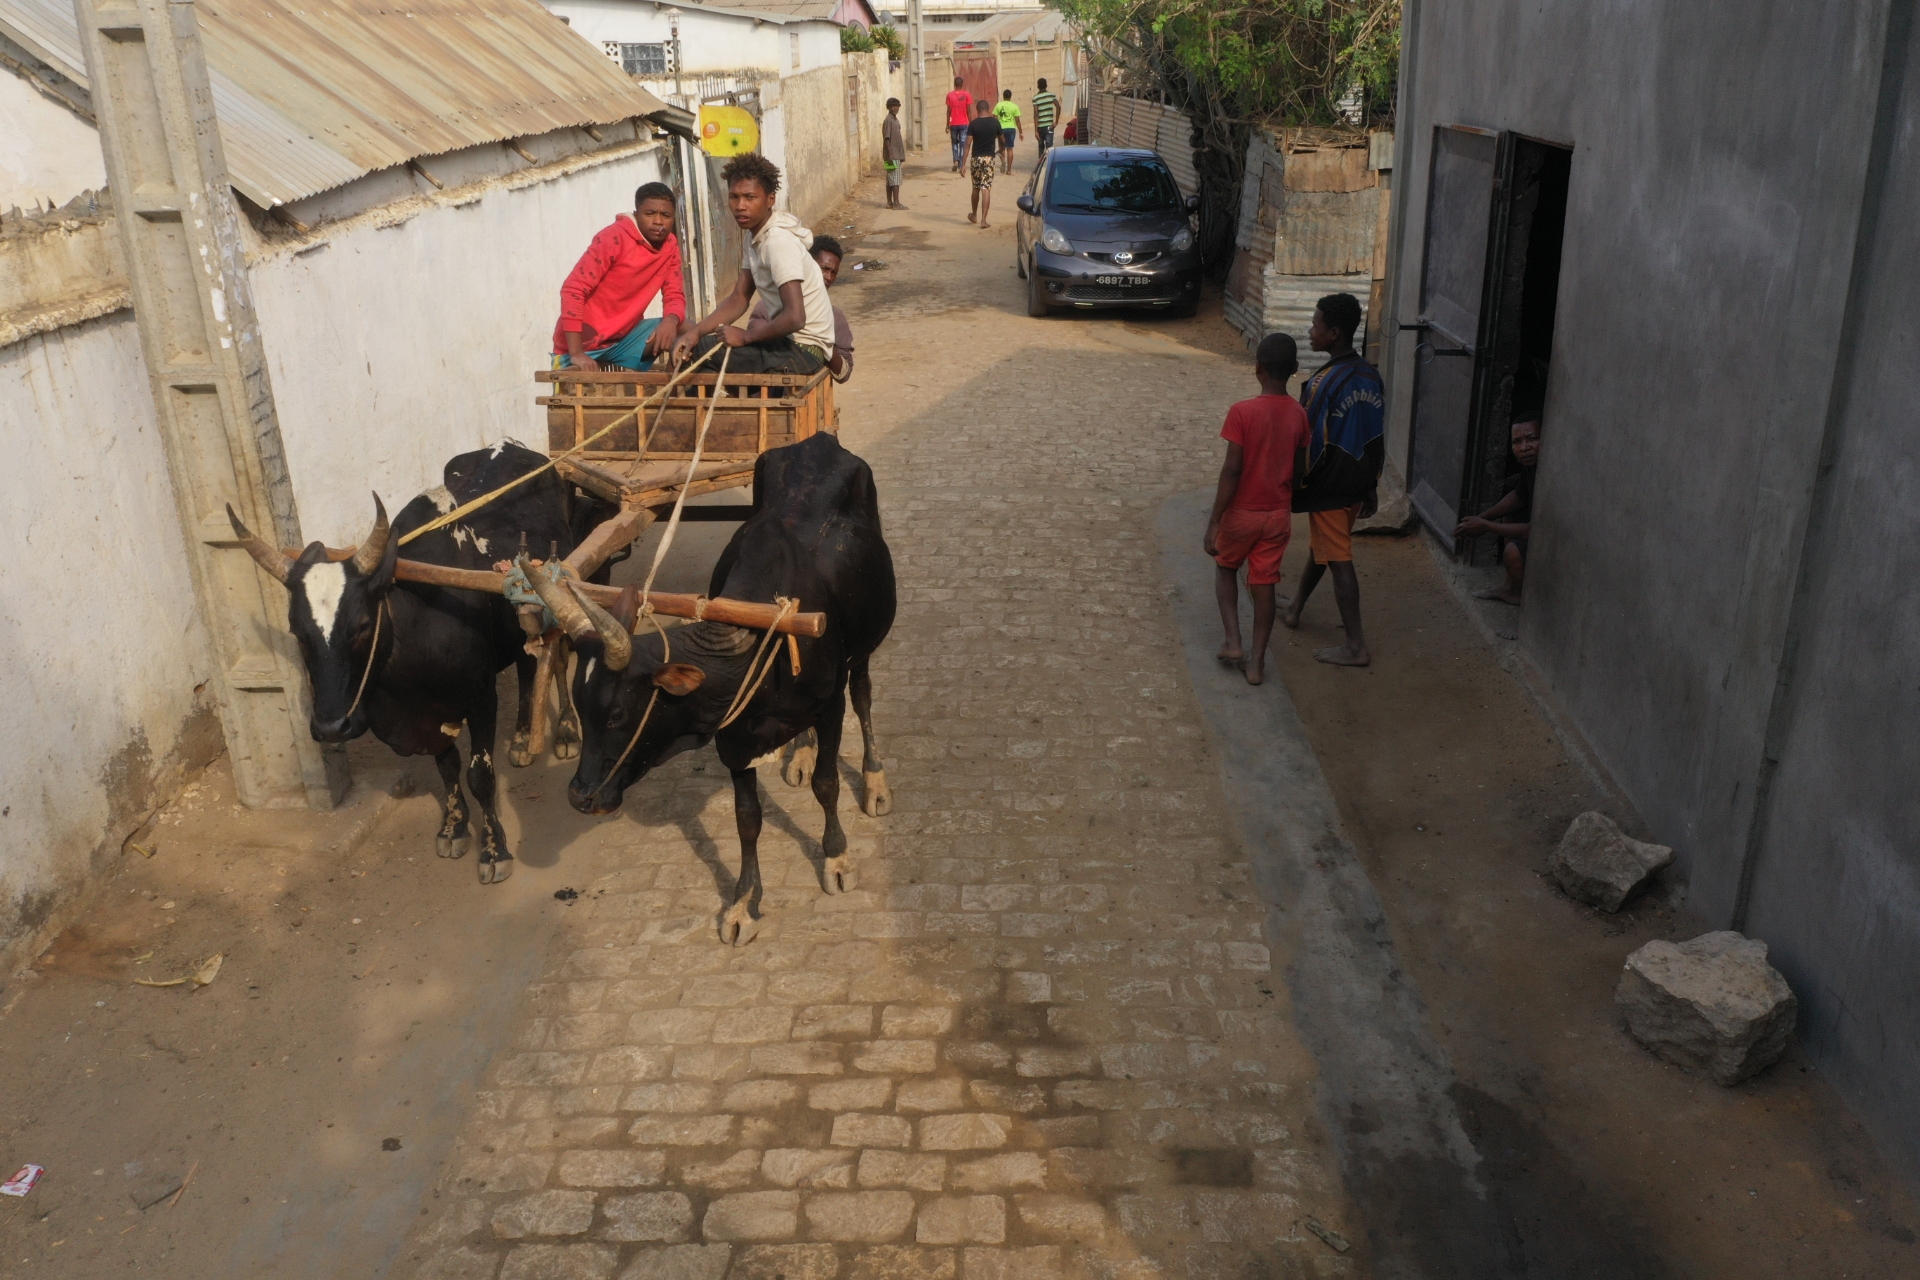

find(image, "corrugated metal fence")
[1087,91,1197,196]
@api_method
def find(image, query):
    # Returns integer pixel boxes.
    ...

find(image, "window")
[790,31,801,69]
[1046,160,1181,214]
[620,42,668,76]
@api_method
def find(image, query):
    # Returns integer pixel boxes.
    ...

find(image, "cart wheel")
[1027,267,1049,318]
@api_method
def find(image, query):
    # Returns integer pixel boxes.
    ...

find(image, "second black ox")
[530,433,897,946]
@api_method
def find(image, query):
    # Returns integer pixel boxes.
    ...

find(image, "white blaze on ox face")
[301,561,348,641]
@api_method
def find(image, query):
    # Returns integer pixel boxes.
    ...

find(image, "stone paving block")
[916,1196,1006,1245]
[1192,1192,1297,1243]
[492,1190,598,1239]
[810,1077,894,1110]
[679,974,767,1007]
[896,1077,966,1112]
[1005,973,1052,1004]
[680,1150,762,1191]
[458,1153,554,1193]
[729,1243,842,1280]
[702,1190,801,1242]
[622,1083,715,1113]
[725,1079,802,1111]
[851,1148,942,1190]
[794,1005,878,1039]
[670,1046,751,1082]
[1013,1195,1110,1242]
[768,973,851,1004]
[919,1114,1011,1151]
[752,1043,846,1076]
[586,1047,673,1084]
[499,1244,619,1280]
[944,1043,1012,1072]
[880,1005,957,1037]
[854,1040,939,1073]
[952,1153,1047,1191]
[832,1113,915,1148]
[601,1192,696,1242]
[1014,1048,1094,1078]
[558,1149,668,1187]
[627,1115,734,1146]
[762,1148,858,1189]
[606,978,683,1011]
[616,1243,731,1280]
[849,1245,958,1280]
[416,1245,502,1279]
[968,1082,1047,1114]
[805,1189,917,1241]
[628,1010,719,1045]
[550,1014,629,1050]
[498,1053,590,1088]
[961,1245,1064,1280]
[714,1007,797,1044]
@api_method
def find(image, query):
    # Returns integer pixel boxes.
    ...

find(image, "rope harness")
[344,596,389,722]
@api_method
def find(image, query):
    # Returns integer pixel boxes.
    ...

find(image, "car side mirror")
[1185,194,1201,213]
[1016,194,1036,215]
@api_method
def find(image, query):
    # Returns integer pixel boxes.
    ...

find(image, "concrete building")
[1381,0,1920,1173]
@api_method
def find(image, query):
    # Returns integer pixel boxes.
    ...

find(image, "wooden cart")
[535,364,838,522]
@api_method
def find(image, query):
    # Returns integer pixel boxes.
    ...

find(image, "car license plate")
[1094,275,1148,286]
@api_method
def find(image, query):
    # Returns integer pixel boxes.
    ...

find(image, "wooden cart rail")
[537,365,837,461]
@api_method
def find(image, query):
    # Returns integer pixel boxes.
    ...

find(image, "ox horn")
[567,581,633,671]
[226,503,292,584]
[352,494,390,575]
[519,553,593,641]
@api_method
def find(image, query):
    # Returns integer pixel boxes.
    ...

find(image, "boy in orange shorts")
[1205,333,1311,686]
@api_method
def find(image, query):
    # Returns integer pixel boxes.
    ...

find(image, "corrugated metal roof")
[953,9,1071,45]
[0,0,670,207]
[713,0,877,24]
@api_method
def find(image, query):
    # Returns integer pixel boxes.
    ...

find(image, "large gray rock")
[1549,811,1673,911]
[1615,932,1797,1085]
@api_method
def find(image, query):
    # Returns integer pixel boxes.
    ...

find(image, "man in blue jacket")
[1280,293,1385,666]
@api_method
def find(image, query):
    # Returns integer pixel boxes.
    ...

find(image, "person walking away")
[1032,79,1059,158]
[946,78,973,171]
[1280,292,1386,666]
[994,90,1022,174]
[882,97,907,209]
[963,100,1002,228]
[670,154,834,375]
[552,182,684,371]
[1205,334,1311,686]
[1454,416,1540,604]
[751,236,855,382]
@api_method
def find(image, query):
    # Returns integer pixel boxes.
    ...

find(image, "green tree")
[841,24,876,52]
[871,24,907,58]
[1056,0,1399,266]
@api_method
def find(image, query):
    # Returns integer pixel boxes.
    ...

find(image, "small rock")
[1616,931,1797,1085]
[1549,811,1673,911]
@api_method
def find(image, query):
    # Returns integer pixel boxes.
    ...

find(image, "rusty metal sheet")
[0,0,669,208]
[1283,145,1375,193]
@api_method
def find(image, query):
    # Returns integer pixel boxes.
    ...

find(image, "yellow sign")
[698,104,760,156]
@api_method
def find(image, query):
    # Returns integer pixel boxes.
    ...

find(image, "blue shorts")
[553,317,662,371]
[1001,129,1017,147]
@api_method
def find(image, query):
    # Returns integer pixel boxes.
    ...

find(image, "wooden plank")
[565,506,656,580]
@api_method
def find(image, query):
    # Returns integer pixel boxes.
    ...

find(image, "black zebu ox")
[228,443,609,882]
[527,433,895,945]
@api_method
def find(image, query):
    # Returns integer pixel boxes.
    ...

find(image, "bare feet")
[1313,645,1371,667]
[1216,643,1244,667]
[1244,664,1265,685]
[966,211,976,224]
[979,222,991,229]
[1473,585,1522,605]
[1278,598,1303,630]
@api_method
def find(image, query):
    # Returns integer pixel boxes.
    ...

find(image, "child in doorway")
[1205,333,1311,686]
[1454,415,1541,604]
[994,90,1023,173]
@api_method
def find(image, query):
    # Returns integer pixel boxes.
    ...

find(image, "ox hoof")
[436,834,468,859]
[822,856,858,895]
[718,901,760,947]
[553,716,582,761]
[508,732,535,768]
[783,744,817,789]
[478,856,514,884]
[862,772,894,818]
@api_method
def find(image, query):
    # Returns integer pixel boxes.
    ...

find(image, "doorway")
[1406,127,1572,555]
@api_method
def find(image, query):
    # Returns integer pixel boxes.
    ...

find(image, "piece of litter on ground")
[1303,1218,1350,1253]
[133,952,223,989]
[381,1137,402,1151]
[554,888,579,902]
[161,901,175,910]
[129,1172,182,1209]
[130,951,154,964]
[167,1161,198,1210]
[351,918,363,924]
[1,1165,45,1196]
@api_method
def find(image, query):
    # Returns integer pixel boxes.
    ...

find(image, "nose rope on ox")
[344,597,391,723]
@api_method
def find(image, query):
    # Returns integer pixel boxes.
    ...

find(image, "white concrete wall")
[544,1,844,77]
[0,314,217,964]
[248,141,674,544]
[0,73,106,210]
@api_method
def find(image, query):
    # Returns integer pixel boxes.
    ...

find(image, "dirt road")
[0,155,1912,1280]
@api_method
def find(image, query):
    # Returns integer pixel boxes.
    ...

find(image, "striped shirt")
[1032,91,1059,128]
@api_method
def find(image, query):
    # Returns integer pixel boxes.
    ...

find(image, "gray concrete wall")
[1387,0,1919,1171]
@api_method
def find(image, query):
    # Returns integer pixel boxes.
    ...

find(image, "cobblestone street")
[400,161,1354,1280]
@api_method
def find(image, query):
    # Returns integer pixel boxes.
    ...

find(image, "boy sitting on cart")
[553,181,684,371]
[670,154,834,378]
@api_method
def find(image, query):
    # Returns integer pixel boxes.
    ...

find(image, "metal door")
[1406,125,1512,548]
[953,51,999,116]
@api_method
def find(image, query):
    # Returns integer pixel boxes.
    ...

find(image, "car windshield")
[1046,159,1180,213]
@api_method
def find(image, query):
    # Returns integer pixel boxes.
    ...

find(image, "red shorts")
[1213,506,1292,585]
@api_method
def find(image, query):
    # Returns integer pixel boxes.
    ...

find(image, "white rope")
[638,345,732,613]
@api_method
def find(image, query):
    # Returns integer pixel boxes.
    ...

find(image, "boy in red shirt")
[946,77,973,171]
[553,182,685,371]
[1204,333,1310,685]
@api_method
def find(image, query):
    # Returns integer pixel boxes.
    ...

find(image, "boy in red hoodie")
[553,182,685,371]
[1204,333,1310,686]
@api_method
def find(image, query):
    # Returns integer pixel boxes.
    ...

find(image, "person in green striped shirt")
[1033,80,1060,158]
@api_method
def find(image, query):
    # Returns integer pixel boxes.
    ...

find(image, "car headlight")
[1040,224,1073,255]
[1169,226,1195,253]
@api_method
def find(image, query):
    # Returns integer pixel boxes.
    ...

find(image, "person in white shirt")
[750,236,855,383]
[671,154,834,375]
